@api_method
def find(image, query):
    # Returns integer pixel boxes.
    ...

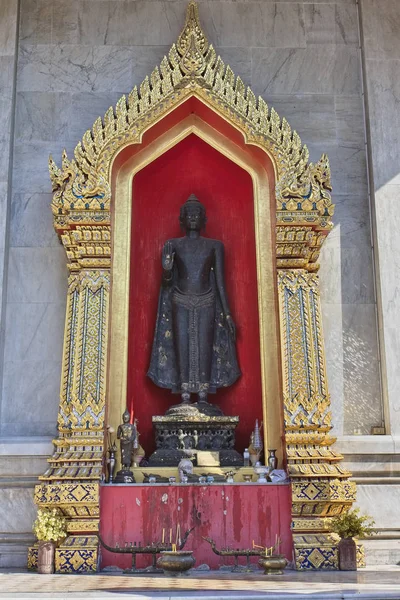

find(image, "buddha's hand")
[162,241,175,271]
[226,314,236,341]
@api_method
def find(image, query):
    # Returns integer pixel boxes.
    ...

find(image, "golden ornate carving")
[48,4,332,263]
[55,536,98,573]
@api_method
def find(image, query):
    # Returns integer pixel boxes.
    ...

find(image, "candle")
[162,528,165,544]
[169,528,172,544]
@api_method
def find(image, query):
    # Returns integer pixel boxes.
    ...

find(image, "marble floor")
[0,567,400,599]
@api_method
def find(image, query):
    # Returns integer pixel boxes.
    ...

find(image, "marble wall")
[359,0,400,438]
[0,0,383,441]
[0,0,18,430]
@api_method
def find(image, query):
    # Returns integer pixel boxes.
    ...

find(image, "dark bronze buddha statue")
[147,194,240,410]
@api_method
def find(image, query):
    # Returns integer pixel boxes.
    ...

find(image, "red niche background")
[127,134,263,454]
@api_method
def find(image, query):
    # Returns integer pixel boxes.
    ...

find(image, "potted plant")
[33,508,67,573]
[331,509,375,571]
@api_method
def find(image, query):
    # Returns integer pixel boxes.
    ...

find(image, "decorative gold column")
[31,226,111,572]
[278,268,356,569]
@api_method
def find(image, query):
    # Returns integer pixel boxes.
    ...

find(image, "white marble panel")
[0,456,49,477]
[0,183,7,319]
[307,144,368,197]
[76,0,182,46]
[17,44,170,94]
[4,303,65,362]
[374,184,400,436]
[19,0,52,46]
[327,195,372,250]
[320,202,375,304]
[265,95,336,145]
[0,0,18,56]
[0,57,14,141]
[320,243,375,305]
[364,58,400,189]
[335,3,359,45]
[0,488,36,533]
[52,0,78,45]
[0,182,7,241]
[321,302,344,436]
[67,91,121,142]
[335,95,365,148]
[1,360,60,437]
[10,193,59,247]
[342,303,382,435]
[361,0,400,60]
[0,137,10,180]
[356,484,400,529]
[251,46,361,96]
[15,92,71,142]
[305,3,358,46]
[214,47,251,87]
[198,2,306,48]
[6,247,68,304]
[319,241,342,305]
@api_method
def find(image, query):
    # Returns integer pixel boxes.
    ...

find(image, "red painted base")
[100,484,293,570]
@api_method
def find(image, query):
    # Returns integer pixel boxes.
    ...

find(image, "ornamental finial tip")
[177,1,208,72]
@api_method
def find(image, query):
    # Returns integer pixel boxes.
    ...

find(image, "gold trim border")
[109,114,282,458]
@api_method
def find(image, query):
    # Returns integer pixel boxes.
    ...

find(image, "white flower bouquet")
[33,508,67,542]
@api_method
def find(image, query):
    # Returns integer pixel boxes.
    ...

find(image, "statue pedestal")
[149,413,243,467]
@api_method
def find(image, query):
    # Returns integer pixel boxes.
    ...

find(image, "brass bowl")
[258,554,288,575]
[157,551,195,575]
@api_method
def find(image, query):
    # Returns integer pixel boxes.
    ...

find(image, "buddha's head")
[122,409,130,424]
[179,194,207,231]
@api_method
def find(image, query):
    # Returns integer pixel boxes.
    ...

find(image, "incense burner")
[258,554,288,575]
[157,551,195,575]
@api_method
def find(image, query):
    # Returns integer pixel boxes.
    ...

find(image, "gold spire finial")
[177,2,208,76]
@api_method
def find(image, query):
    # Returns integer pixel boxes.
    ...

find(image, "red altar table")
[100,483,293,570]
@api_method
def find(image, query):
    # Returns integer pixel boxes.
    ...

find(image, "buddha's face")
[182,205,206,231]
[122,411,130,424]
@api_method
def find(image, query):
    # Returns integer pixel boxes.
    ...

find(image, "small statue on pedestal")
[114,409,137,483]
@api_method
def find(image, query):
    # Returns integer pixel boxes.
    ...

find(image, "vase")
[258,554,287,575]
[157,551,195,575]
[107,448,116,483]
[37,541,56,574]
[338,537,357,571]
[267,449,278,471]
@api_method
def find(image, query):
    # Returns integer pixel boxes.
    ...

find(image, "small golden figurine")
[117,409,137,469]
[114,409,137,483]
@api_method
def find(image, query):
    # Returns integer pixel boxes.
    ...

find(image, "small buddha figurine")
[117,409,137,470]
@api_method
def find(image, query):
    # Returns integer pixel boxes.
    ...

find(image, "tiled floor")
[0,567,400,599]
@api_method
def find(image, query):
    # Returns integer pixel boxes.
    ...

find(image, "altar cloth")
[100,483,292,570]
